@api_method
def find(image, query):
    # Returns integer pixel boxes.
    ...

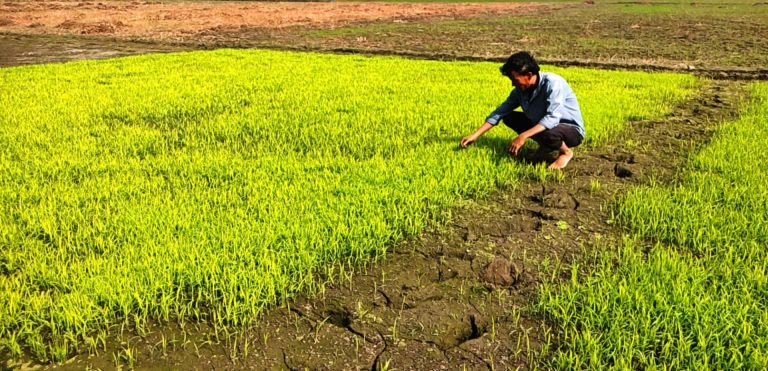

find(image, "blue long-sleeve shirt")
[485,72,585,138]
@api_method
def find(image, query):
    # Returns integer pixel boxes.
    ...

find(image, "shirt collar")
[528,72,543,99]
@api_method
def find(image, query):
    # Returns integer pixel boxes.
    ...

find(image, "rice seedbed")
[0,49,695,362]
[538,82,768,369]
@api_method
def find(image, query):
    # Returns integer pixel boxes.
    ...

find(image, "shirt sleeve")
[485,91,521,126]
[539,79,566,130]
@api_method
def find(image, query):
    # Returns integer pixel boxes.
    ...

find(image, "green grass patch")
[538,83,768,369]
[0,49,694,361]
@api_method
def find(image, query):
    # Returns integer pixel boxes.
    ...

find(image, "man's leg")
[549,141,574,169]
[501,112,551,160]
[501,112,535,134]
[531,124,583,169]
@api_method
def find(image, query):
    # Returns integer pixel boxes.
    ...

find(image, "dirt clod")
[482,257,522,287]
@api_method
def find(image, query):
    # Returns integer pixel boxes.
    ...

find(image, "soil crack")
[370,330,388,371]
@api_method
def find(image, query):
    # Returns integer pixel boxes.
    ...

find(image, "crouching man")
[460,51,585,169]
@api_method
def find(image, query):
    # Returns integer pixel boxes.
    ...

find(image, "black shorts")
[502,111,583,151]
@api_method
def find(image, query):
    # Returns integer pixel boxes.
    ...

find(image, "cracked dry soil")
[46,82,744,370]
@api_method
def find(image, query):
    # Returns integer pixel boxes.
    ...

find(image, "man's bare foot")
[548,148,573,169]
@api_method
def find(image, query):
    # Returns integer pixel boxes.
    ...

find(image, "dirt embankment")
[0,1,544,41]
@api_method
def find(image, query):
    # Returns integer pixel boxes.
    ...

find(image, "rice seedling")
[537,83,768,369]
[0,49,694,361]
[589,179,601,194]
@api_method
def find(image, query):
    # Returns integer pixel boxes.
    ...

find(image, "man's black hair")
[500,51,540,77]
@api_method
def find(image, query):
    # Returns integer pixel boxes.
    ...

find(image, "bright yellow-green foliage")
[0,49,694,361]
[539,83,768,369]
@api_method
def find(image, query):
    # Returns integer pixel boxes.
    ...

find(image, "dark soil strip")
[4,31,766,80]
[202,42,767,81]
[261,45,768,80]
[0,33,188,68]
[42,81,745,370]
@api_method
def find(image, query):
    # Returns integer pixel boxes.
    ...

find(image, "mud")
[0,33,186,67]
[3,31,766,81]
[20,75,744,370]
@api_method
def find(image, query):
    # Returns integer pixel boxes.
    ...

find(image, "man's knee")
[532,131,560,151]
[565,129,583,148]
[535,125,582,150]
[502,112,534,134]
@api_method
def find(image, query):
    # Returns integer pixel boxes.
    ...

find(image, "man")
[460,51,584,169]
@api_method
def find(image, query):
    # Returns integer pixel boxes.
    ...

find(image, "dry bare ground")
[0,1,546,41]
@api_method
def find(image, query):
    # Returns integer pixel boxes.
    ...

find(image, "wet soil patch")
[0,33,187,67]
[28,80,745,370]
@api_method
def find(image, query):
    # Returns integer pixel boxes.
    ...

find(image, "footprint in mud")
[439,314,486,349]
[322,301,352,328]
[542,192,580,210]
[437,264,459,282]
[614,163,634,178]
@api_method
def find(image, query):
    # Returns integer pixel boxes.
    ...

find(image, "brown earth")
[0,1,547,41]
[26,79,744,371]
[3,1,766,74]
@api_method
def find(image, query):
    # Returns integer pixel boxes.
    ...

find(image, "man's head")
[500,51,540,91]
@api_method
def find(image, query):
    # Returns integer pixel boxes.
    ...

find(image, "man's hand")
[460,134,477,148]
[508,135,527,156]
[460,122,495,149]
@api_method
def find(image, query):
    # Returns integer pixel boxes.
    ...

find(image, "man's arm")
[460,122,494,148]
[460,92,520,148]
[485,91,521,126]
[508,123,546,156]
[538,78,568,131]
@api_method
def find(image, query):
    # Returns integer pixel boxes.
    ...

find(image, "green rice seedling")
[538,82,768,369]
[589,179,601,194]
[0,49,695,361]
